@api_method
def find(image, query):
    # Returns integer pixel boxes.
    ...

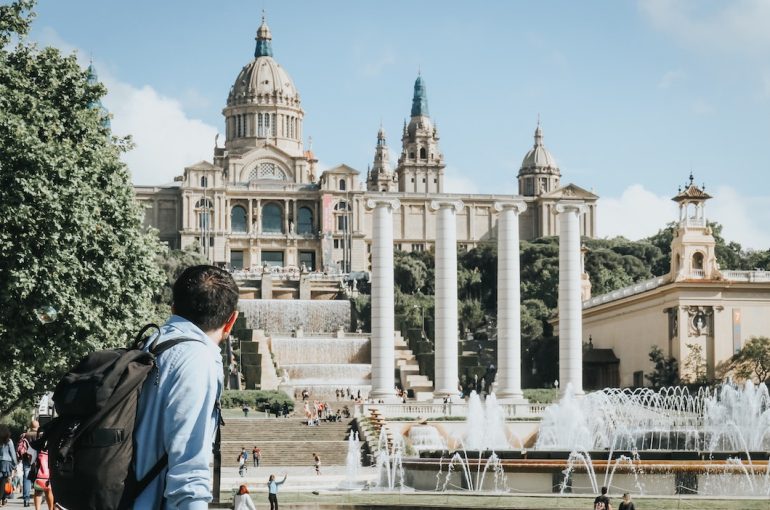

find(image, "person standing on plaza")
[312,453,321,476]
[232,484,256,510]
[252,446,261,468]
[618,493,635,510]
[267,473,287,510]
[18,420,39,507]
[593,486,612,510]
[238,448,248,477]
[0,425,17,507]
[133,265,239,509]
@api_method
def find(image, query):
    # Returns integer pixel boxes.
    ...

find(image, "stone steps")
[395,333,434,400]
[221,418,353,467]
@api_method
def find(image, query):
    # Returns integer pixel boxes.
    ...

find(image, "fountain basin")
[402,451,770,495]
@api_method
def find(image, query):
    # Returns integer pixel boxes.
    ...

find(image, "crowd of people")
[0,421,53,509]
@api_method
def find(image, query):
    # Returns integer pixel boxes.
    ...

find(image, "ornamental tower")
[517,122,561,196]
[396,74,445,193]
[223,15,304,158]
[669,174,719,281]
[367,127,397,192]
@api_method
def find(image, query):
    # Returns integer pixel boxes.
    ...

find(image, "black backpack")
[43,324,194,510]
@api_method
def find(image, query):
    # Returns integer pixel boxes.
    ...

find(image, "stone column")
[366,198,401,401]
[493,200,528,403]
[430,199,464,401]
[555,202,587,397]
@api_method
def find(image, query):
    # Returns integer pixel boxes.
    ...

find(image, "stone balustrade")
[355,402,545,419]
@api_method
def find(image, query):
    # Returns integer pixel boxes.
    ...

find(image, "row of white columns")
[366,197,586,402]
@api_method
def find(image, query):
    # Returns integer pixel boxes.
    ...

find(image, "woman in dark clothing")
[618,492,635,510]
[0,425,17,507]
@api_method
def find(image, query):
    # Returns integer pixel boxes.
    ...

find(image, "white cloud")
[102,78,219,185]
[33,27,219,186]
[709,185,770,250]
[640,0,770,56]
[658,69,686,89]
[598,184,676,241]
[598,184,770,250]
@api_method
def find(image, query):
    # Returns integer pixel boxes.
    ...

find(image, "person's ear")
[223,310,239,334]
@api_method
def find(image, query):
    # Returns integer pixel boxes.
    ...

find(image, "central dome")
[519,125,559,176]
[227,18,300,108]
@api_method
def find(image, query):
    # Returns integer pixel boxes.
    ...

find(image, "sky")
[28,0,770,249]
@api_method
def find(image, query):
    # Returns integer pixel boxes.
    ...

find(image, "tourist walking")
[0,425,17,507]
[238,448,248,476]
[618,493,635,510]
[133,265,239,509]
[252,446,261,468]
[18,420,39,507]
[29,444,54,510]
[593,486,612,510]
[232,484,256,510]
[313,453,321,475]
[267,473,287,510]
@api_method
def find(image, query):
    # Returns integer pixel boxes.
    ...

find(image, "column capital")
[429,199,464,212]
[554,201,588,215]
[493,200,528,214]
[365,197,401,211]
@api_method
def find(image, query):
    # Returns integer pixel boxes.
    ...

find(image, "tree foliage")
[645,346,680,389]
[0,1,165,416]
[722,336,770,384]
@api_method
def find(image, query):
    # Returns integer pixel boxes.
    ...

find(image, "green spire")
[410,74,429,117]
[254,13,273,58]
[86,62,110,129]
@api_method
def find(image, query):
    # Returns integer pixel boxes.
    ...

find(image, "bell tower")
[367,127,398,192]
[669,174,720,281]
[396,74,445,193]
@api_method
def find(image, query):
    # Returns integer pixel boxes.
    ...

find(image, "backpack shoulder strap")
[149,337,197,357]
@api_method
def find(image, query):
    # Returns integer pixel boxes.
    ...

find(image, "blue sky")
[29,0,770,248]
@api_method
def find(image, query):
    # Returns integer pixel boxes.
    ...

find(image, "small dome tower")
[517,120,561,196]
[368,126,397,192]
[669,174,720,281]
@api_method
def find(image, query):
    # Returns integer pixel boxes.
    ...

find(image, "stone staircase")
[395,332,434,400]
[221,417,353,467]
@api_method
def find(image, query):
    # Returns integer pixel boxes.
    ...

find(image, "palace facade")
[134,18,598,273]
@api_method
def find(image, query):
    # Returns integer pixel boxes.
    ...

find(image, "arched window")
[334,201,351,211]
[262,203,283,233]
[231,205,247,233]
[298,207,314,234]
[195,198,213,230]
[200,176,208,188]
[692,252,704,270]
[420,147,427,159]
[339,178,346,191]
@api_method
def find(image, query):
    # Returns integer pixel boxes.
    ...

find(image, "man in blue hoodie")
[133,265,239,509]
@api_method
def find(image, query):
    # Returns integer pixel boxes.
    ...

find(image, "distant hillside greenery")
[351,222,770,387]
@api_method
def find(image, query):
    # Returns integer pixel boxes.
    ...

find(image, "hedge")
[221,389,294,413]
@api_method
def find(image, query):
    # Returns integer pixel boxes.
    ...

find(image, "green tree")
[683,343,708,385]
[723,336,770,383]
[0,1,165,417]
[645,346,679,389]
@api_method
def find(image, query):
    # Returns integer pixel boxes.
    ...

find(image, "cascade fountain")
[239,298,373,399]
[239,299,351,333]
